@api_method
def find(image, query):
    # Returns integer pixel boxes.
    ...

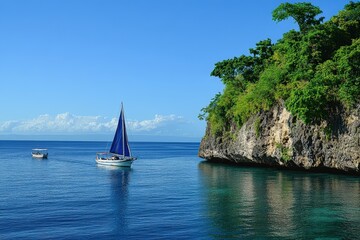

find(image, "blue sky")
[0,0,350,141]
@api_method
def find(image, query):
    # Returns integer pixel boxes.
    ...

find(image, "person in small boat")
[111,155,119,160]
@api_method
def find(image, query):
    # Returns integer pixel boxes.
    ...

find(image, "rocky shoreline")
[199,102,360,175]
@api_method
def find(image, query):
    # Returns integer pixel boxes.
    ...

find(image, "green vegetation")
[323,125,333,141]
[276,143,292,162]
[254,117,261,138]
[200,2,360,135]
[272,2,324,33]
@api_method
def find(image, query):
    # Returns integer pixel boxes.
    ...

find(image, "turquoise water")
[0,141,359,239]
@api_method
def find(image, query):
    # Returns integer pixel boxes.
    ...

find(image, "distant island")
[199,2,360,174]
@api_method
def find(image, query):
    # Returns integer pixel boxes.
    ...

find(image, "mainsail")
[109,104,131,157]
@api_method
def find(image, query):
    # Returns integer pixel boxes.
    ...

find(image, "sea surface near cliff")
[0,140,359,239]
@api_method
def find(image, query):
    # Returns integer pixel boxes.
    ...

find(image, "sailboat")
[96,103,136,167]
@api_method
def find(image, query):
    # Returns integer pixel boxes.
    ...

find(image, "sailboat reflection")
[98,165,131,237]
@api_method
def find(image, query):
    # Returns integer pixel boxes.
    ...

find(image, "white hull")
[96,153,135,167]
[96,158,134,167]
[32,153,48,159]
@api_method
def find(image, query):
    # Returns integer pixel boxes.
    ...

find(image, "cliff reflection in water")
[198,161,360,239]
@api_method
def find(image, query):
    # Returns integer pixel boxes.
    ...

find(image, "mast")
[122,103,125,157]
[122,103,132,157]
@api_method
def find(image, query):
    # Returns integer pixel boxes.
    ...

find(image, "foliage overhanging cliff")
[199,2,360,135]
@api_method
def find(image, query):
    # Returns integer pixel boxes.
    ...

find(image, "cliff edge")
[199,102,360,174]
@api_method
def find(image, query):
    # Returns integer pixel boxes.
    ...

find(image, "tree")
[272,2,324,33]
[210,55,255,86]
[336,38,360,107]
[211,39,274,86]
[331,1,360,40]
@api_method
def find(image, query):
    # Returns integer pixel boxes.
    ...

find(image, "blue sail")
[109,104,131,157]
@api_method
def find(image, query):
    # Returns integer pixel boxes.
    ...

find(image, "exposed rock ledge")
[199,102,360,175]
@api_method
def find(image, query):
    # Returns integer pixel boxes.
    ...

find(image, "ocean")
[0,141,359,239]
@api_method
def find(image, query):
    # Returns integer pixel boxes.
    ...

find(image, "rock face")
[199,102,360,174]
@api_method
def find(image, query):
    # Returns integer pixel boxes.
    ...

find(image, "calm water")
[0,141,359,239]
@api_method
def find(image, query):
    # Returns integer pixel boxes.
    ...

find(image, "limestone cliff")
[199,102,360,174]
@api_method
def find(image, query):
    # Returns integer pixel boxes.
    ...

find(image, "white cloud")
[5,113,116,133]
[0,120,20,132]
[0,113,189,136]
[127,114,183,132]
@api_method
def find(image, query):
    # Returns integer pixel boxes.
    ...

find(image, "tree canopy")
[272,2,324,33]
[201,2,360,135]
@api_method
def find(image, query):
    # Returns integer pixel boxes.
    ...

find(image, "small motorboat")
[32,148,48,159]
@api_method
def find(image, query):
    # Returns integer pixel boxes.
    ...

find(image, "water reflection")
[198,161,360,239]
[99,166,131,237]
